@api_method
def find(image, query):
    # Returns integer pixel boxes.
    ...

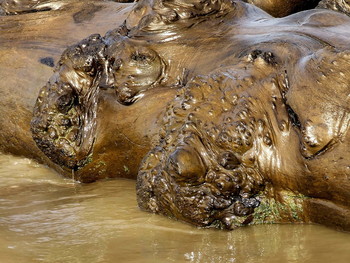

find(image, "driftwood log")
[1,0,350,231]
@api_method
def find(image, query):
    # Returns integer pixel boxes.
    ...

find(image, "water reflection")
[0,153,350,263]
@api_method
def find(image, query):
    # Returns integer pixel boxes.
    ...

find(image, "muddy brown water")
[0,153,349,263]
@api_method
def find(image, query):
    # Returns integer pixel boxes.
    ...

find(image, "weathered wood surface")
[0,1,134,175]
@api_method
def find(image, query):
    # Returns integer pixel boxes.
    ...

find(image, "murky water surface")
[0,154,350,263]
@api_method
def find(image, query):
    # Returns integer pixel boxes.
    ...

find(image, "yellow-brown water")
[0,154,350,263]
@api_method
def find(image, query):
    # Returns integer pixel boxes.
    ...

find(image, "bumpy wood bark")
[318,0,350,16]
[1,0,350,231]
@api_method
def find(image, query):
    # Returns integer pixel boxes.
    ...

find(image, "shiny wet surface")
[0,154,350,263]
